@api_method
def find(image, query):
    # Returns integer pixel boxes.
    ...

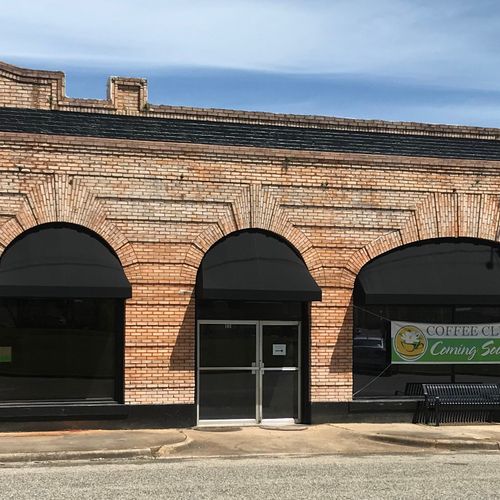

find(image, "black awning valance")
[198,231,321,301]
[357,240,500,305]
[0,225,132,298]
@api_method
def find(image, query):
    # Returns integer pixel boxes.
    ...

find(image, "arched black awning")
[0,224,131,298]
[197,230,321,301]
[357,239,500,305]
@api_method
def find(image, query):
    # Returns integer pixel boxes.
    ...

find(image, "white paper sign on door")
[272,344,287,356]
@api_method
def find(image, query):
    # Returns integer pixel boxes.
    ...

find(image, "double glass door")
[197,321,301,424]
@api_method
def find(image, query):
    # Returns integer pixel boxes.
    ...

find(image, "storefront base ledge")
[0,404,197,432]
[310,400,418,424]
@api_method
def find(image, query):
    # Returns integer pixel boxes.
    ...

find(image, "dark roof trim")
[1,107,500,161]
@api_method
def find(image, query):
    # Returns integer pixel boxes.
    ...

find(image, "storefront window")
[353,303,500,398]
[0,298,122,402]
[353,238,500,399]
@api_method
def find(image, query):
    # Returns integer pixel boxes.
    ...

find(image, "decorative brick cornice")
[2,130,500,174]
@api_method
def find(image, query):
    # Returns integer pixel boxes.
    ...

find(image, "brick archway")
[0,174,138,270]
[181,183,325,284]
[343,192,500,287]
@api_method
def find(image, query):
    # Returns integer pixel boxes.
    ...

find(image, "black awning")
[357,240,500,305]
[0,225,132,298]
[198,231,322,301]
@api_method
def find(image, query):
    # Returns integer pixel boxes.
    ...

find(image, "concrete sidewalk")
[0,429,188,462]
[0,423,499,463]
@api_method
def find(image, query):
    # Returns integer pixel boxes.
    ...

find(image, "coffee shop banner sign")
[391,322,500,364]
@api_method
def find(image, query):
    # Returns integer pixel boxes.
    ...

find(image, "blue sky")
[2,0,500,127]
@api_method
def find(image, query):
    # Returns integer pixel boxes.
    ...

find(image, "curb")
[366,433,500,450]
[0,448,155,463]
[0,432,192,463]
[153,435,193,457]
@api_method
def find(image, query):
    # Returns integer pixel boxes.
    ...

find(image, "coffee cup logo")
[394,325,427,361]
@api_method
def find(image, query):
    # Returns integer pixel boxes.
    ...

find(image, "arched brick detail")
[0,174,138,270]
[343,192,500,287]
[181,184,325,284]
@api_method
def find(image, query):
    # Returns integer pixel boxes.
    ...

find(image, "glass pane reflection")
[262,325,298,368]
[199,370,256,420]
[262,371,298,419]
[353,304,500,398]
[199,323,256,367]
[0,298,120,402]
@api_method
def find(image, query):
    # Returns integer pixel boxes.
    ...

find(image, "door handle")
[251,362,264,375]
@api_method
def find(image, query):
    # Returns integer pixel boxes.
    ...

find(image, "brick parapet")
[2,61,500,140]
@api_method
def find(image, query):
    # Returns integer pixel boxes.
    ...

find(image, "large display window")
[0,298,123,402]
[0,223,131,404]
[353,239,500,399]
[353,304,500,398]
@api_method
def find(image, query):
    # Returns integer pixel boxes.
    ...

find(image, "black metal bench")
[422,383,500,426]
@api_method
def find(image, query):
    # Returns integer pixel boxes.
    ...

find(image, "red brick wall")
[1,61,500,405]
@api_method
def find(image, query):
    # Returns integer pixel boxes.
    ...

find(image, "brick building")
[0,60,500,428]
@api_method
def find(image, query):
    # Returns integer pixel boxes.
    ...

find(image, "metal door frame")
[197,320,258,426]
[260,321,301,425]
[197,320,301,426]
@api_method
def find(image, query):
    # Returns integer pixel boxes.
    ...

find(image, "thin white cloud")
[1,0,500,90]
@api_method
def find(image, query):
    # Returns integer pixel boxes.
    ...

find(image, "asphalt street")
[0,453,499,499]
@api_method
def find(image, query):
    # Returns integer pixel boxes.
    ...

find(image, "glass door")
[197,321,301,424]
[198,321,258,424]
[260,322,300,423]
